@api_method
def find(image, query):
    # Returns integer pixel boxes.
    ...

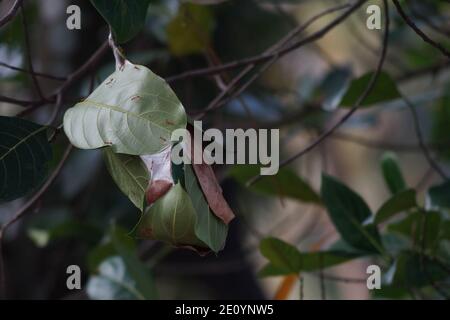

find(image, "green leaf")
[320,174,383,253]
[390,251,449,288]
[87,225,157,300]
[340,72,401,107]
[63,62,187,155]
[230,165,321,204]
[167,3,215,56]
[0,116,52,202]
[184,164,228,253]
[259,237,360,277]
[428,181,450,209]
[90,0,151,43]
[103,148,149,211]
[133,183,208,250]
[375,189,417,224]
[388,210,442,253]
[380,152,407,195]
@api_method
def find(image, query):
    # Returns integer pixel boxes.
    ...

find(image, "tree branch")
[392,0,450,59]
[247,0,390,186]
[0,0,23,28]
[0,144,73,298]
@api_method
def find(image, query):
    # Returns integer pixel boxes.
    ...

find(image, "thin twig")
[195,2,356,118]
[0,144,73,298]
[0,61,66,80]
[392,0,450,58]
[166,1,366,84]
[0,0,23,28]
[404,97,448,180]
[247,0,390,186]
[20,3,44,100]
[16,40,109,117]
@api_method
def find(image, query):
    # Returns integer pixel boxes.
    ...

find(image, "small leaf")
[186,126,234,224]
[320,174,383,253]
[381,152,407,195]
[167,3,215,56]
[0,116,52,202]
[375,189,417,224]
[259,237,360,276]
[103,148,149,211]
[428,181,450,209]
[388,210,442,253]
[340,72,401,107]
[185,164,228,253]
[90,0,151,43]
[230,165,321,204]
[64,62,187,155]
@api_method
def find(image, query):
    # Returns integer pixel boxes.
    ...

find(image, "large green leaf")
[63,62,187,155]
[230,165,321,204]
[103,148,149,211]
[340,72,401,107]
[375,189,417,224]
[90,0,152,43]
[133,183,207,250]
[320,174,383,253]
[259,237,360,276]
[184,164,228,253]
[380,152,407,195]
[0,116,52,202]
[87,226,157,300]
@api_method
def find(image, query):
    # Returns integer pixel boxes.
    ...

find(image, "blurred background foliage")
[0,0,450,299]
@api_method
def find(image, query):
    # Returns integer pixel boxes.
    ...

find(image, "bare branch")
[404,97,448,180]
[0,0,23,28]
[0,61,66,81]
[20,3,44,100]
[167,1,367,83]
[247,0,390,186]
[0,144,73,298]
[392,0,450,59]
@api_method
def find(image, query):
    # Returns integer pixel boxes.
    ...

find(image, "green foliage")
[0,117,52,202]
[63,62,187,155]
[184,164,228,253]
[320,174,383,254]
[103,148,149,212]
[259,237,361,276]
[230,165,321,204]
[375,189,417,224]
[381,152,407,195]
[341,72,401,107]
[90,0,152,43]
